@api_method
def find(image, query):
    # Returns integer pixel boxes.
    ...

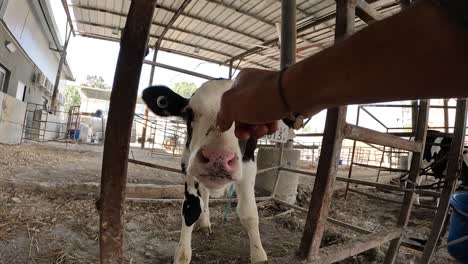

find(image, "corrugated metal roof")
[68,0,401,71]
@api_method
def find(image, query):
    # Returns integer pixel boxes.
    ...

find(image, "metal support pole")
[420,99,467,263]
[383,100,430,264]
[141,108,149,149]
[443,99,449,133]
[411,100,419,133]
[228,59,233,79]
[298,0,355,259]
[280,0,296,68]
[98,1,156,263]
[141,49,158,149]
[271,0,296,198]
[51,28,72,112]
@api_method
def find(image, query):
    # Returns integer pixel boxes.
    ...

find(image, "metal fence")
[21,102,81,143]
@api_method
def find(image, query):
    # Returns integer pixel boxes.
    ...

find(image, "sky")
[66,36,234,94]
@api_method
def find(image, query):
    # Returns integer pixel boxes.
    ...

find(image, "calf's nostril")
[227,156,237,168]
[198,150,210,164]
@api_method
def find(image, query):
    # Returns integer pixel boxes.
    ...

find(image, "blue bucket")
[448,192,468,262]
[69,130,81,140]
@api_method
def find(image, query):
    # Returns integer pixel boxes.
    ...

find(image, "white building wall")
[3,0,59,82]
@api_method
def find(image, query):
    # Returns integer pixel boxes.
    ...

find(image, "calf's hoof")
[254,261,268,264]
[174,246,191,264]
[199,226,212,235]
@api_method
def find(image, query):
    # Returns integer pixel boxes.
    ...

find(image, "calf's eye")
[157,96,169,108]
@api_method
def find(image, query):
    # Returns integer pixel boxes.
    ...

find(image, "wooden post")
[383,100,429,264]
[420,99,467,263]
[99,1,156,263]
[344,105,361,199]
[298,0,355,259]
[308,228,403,264]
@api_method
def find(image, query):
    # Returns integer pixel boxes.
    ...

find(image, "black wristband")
[278,67,291,113]
[278,67,305,130]
[434,0,468,31]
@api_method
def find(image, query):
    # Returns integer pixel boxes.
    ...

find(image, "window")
[0,66,7,93]
[16,81,26,101]
[42,97,48,110]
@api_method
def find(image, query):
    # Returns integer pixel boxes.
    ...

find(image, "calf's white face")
[143,80,250,190]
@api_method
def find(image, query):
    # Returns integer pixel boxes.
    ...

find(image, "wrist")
[283,61,328,117]
[268,70,290,119]
[277,67,292,114]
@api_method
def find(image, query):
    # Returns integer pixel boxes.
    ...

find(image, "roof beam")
[70,3,264,43]
[154,3,265,42]
[275,0,310,17]
[76,31,229,66]
[356,0,383,23]
[69,5,248,52]
[229,12,335,62]
[70,3,281,63]
[61,0,76,36]
[154,0,192,51]
[75,20,230,58]
[230,1,399,63]
[204,0,314,47]
[204,0,277,27]
[74,23,273,70]
[70,4,281,68]
[143,60,216,80]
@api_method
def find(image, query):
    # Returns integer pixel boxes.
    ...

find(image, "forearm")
[283,0,468,115]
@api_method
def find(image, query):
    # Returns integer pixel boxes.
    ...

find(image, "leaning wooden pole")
[99,1,156,263]
[420,99,467,264]
[297,0,356,259]
[383,100,429,264]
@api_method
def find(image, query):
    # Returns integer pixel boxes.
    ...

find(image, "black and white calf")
[143,80,267,264]
[401,130,468,204]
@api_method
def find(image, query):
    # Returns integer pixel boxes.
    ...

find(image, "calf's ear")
[142,85,189,117]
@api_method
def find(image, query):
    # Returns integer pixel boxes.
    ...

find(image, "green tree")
[172,82,197,98]
[81,75,110,89]
[64,86,81,111]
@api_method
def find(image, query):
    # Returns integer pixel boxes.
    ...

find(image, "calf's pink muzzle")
[197,148,239,178]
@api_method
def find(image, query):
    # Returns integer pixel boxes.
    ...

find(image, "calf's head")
[143,80,252,190]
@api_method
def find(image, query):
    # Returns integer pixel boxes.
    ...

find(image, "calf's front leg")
[236,162,267,264]
[198,185,211,233]
[174,181,202,264]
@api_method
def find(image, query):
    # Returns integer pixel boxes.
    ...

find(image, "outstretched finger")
[216,109,234,132]
[266,121,279,134]
[234,123,251,140]
[251,125,269,139]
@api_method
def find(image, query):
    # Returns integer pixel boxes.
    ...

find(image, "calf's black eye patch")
[142,86,189,117]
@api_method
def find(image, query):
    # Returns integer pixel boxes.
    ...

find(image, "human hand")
[216,68,290,139]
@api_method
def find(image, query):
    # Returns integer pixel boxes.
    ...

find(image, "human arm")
[217,0,468,138]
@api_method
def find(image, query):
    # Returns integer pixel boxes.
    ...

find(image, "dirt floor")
[0,142,458,263]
